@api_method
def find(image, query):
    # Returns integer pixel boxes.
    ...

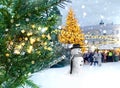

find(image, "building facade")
[81,21,120,49]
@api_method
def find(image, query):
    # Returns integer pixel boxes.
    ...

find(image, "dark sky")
[60,0,120,27]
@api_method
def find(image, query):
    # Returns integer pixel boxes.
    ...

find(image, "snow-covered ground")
[30,62,120,88]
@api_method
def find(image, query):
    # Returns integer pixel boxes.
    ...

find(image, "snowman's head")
[71,44,81,55]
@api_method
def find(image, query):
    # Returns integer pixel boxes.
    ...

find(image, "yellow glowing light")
[10,19,14,23]
[27,32,33,36]
[44,46,47,50]
[44,42,47,46]
[17,45,22,49]
[27,46,33,53]
[14,50,20,54]
[10,41,13,45]
[19,38,22,41]
[5,53,10,57]
[29,46,33,50]
[21,30,25,33]
[36,51,41,54]
[38,26,41,30]
[47,47,52,51]
[28,72,32,76]
[27,33,30,36]
[47,34,51,40]
[25,37,28,41]
[30,37,36,44]
[31,61,35,64]
[16,24,20,26]
[36,38,40,41]
[27,49,32,53]
[58,7,85,53]
[42,34,46,38]
[31,24,35,29]
[21,42,25,46]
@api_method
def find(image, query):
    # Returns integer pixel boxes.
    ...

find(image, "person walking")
[93,49,102,66]
[107,50,113,62]
[88,51,94,66]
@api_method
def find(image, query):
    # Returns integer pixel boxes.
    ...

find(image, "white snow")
[30,62,120,88]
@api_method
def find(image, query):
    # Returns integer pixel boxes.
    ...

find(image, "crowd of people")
[83,49,120,66]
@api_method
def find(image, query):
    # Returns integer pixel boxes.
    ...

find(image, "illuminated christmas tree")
[58,8,86,52]
[0,0,70,87]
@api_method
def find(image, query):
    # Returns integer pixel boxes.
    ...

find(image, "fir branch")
[24,80,39,88]
[39,0,71,11]
[0,7,11,28]
[0,0,7,5]
[12,0,22,13]
[11,0,71,26]
[0,0,68,87]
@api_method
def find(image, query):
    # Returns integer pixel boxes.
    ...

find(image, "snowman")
[70,44,84,74]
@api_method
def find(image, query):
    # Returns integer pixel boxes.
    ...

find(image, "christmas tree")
[58,8,86,52]
[0,0,71,87]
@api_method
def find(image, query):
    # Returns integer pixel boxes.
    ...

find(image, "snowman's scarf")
[70,55,74,74]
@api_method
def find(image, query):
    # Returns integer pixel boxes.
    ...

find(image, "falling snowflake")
[95,0,99,3]
[81,5,85,9]
[83,12,87,17]
[100,15,104,19]
[103,7,107,11]
[65,6,68,10]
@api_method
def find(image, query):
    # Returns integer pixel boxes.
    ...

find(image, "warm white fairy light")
[10,41,13,45]
[5,53,10,57]
[16,24,20,26]
[31,61,35,64]
[38,26,41,30]
[47,34,51,40]
[44,46,47,50]
[24,38,28,42]
[17,45,22,50]
[44,42,47,46]
[31,24,35,29]
[10,19,14,23]
[21,42,25,46]
[42,34,46,38]
[25,18,29,22]
[27,32,33,36]
[28,72,31,76]
[5,29,9,31]
[27,46,33,53]
[47,47,52,51]
[14,50,20,55]
[36,38,40,41]
[41,27,48,33]
[21,30,25,33]
[30,37,36,44]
